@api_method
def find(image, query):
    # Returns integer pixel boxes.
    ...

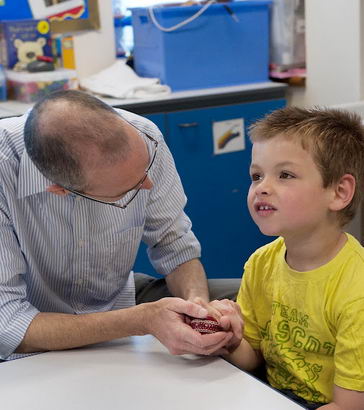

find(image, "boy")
[226,107,364,409]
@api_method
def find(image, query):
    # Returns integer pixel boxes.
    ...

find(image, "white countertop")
[0,82,286,118]
[0,335,303,410]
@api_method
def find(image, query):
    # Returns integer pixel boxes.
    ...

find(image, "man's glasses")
[64,133,158,209]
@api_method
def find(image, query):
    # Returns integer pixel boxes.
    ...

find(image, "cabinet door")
[165,99,285,278]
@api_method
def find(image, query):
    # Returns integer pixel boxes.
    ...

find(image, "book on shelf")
[0,19,52,71]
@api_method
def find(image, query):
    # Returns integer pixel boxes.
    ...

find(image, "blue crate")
[0,64,6,101]
[130,1,271,91]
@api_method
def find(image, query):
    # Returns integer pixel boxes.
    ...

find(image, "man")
[0,90,242,360]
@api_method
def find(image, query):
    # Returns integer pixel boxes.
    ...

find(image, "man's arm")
[16,305,149,353]
[165,258,209,302]
[16,297,233,356]
[318,385,364,409]
[16,258,233,356]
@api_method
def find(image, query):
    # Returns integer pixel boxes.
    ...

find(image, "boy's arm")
[224,257,263,371]
[318,385,364,409]
[324,297,364,410]
[224,337,264,372]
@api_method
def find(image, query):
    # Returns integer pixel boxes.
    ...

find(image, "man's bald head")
[24,90,131,191]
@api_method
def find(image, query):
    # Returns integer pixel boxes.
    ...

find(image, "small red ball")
[190,315,222,334]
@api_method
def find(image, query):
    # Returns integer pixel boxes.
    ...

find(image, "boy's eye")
[280,172,294,179]
[251,173,262,181]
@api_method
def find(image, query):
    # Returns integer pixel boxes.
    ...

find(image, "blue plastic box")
[0,64,6,101]
[130,1,271,91]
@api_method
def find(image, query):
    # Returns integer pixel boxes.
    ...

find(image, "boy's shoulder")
[345,232,364,257]
[336,233,364,273]
[245,237,285,268]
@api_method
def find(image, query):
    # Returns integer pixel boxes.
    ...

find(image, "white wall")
[295,0,364,107]
[292,0,364,242]
[73,0,116,79]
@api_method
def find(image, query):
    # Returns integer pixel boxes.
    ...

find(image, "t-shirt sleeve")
[236,256,262,350]
[334,298,364,391]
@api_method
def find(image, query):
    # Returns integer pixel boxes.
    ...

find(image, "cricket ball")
[190,315,222,334]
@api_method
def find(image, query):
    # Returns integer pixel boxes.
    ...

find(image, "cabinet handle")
[177,122,199,128]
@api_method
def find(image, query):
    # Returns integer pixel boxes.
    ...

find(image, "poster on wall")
[32,0,100,33]
[0,0,34,19]
[212,118,245,155]
[28,0,87,21]
[0,0,99,33]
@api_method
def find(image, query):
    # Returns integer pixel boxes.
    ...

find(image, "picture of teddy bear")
[13,37,46,71]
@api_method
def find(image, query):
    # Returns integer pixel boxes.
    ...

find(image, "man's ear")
[329,174,356,212]
[46,184,69,196]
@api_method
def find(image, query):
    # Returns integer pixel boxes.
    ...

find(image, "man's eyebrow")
[119,178,144,196]
[99,177,144,199]
[80,176,143,199]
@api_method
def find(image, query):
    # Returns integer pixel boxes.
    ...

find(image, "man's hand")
[192,297,244,354]
[145,297,234,355]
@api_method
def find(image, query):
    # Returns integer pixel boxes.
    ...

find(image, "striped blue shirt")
[0,109,201,359]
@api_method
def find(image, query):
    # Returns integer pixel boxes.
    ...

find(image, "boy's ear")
[46,184,69,196]
[329,174,356,211]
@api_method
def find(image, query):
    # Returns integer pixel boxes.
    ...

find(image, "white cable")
[148,0,217,33]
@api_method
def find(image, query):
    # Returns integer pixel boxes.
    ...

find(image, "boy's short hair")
[249,106,364,226]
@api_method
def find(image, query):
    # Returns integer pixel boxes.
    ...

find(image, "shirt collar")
[17,149,52,199]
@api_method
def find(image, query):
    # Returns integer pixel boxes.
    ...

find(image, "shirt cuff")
[0,303,39,360]
[149,231,201,276]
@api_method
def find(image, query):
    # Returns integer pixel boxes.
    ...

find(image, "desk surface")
[0,335,303,410]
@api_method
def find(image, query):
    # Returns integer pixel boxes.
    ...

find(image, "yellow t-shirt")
[237,233,364,404]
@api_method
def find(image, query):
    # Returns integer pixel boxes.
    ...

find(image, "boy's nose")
[256,179,271,196]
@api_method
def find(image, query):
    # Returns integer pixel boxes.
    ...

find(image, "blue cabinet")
[133,98,286,278]
[166,100,285,277]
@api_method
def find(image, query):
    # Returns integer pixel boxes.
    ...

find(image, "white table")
[0,335,303,410]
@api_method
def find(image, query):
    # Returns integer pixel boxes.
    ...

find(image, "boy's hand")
[192,297,244,353]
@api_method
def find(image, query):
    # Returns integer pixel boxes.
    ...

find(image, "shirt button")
[79,240,85,247]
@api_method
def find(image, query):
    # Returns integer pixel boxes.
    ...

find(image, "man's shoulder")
[114,108,164,141]
[0,114,27,164]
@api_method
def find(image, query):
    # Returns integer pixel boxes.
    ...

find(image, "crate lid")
[6,69,77,82]
[129,1,271,16]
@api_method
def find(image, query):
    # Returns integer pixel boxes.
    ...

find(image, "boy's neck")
[284,230,347,272]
